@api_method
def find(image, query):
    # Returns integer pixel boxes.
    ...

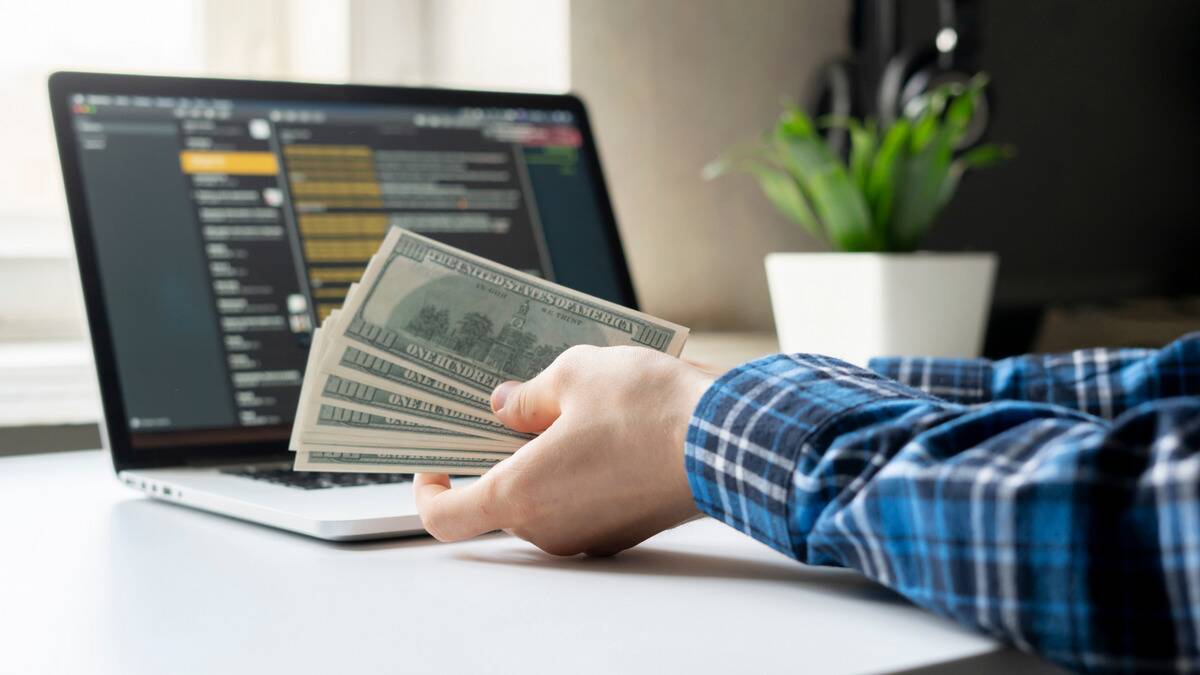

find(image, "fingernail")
[491,381,518,413]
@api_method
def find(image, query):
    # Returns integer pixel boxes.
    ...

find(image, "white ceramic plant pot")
[765,252,998,366]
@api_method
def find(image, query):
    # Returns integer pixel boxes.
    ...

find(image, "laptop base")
[118,465,476,541]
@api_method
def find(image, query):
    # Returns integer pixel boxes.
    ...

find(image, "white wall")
[571,0,849,330]
[204,0,569,92]
[422,0,569,92]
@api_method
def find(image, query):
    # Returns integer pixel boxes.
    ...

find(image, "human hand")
[414,345,716,556]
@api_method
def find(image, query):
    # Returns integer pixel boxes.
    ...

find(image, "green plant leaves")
[820,116,878,194]
[744,162,823,239]
[866,119,909,244]
[777,106,817,139]
[704,74,1010,252]
[847,120,877,194]
[806,169,876,251]
[774,114,876,250]
[890,124,954,251]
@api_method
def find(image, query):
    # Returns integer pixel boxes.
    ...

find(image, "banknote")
[292,228,691,474]
[294,449,501,475]
[289,324,331,452]
[292,306,511,451]
[298,402,518,450]
[326,344,493,416]
[298,443,510,460]
[314,374,529,443]
[320,228,689,401]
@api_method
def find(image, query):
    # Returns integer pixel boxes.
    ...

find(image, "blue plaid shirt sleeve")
[684,332,1200,673]
[868,343,1175,418]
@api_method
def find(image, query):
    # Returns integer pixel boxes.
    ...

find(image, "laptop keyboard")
[222,465,413,490]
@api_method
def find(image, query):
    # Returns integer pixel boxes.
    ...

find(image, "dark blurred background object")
[814,0,1200,355]
[1033,297,1200,353]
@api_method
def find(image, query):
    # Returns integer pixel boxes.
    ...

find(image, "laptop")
[49,72,636,541]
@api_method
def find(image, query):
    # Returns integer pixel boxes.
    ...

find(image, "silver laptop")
[50,72,638,540]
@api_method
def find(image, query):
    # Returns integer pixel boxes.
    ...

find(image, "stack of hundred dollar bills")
[290,228,689,475]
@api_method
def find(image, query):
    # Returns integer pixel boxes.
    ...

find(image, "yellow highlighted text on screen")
[179,151,279,175]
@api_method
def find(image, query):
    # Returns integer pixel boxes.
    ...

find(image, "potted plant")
[706,75,1012,365]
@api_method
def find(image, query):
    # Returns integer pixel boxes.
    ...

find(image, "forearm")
[685,353,1200,672]
[685,353,942,560]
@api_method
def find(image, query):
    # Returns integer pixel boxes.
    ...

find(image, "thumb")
[491,375,562,434]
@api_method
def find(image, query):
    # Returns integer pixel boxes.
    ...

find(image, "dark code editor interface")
[71,93,618,443]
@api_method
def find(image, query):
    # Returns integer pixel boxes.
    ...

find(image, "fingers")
[413,472,450,492]
[491,375,563,434]
[413,472,503,542]
[490,344,606,433]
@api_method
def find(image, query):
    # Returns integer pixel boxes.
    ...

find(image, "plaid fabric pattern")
[685,333,1200,673]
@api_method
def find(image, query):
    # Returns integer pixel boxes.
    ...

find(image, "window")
[0,0,568,341]
[0,1,206,339]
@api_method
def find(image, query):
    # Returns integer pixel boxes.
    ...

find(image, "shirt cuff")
[684,353,936,560]
[868,356,993,404]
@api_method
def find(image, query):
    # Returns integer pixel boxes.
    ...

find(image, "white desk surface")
[0,450,1064,675]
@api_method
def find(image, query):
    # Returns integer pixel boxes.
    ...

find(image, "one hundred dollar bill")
[298,443,510,460]
[289,324,332,451]
[299,402,519,450]
[321,228,689,401]
[328,344,493,416]
[294,449,501,475]
[292,305,511,451]
[292,229,690,474]
[316,373,529,444]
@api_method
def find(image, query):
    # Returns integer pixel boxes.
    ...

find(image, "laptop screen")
[65,89,626,447]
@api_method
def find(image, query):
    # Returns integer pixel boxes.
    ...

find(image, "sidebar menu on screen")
[73,100,313,434]
[176,116,312,428]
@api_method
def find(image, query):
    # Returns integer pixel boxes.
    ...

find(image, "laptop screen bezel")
[48,71,637,473]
